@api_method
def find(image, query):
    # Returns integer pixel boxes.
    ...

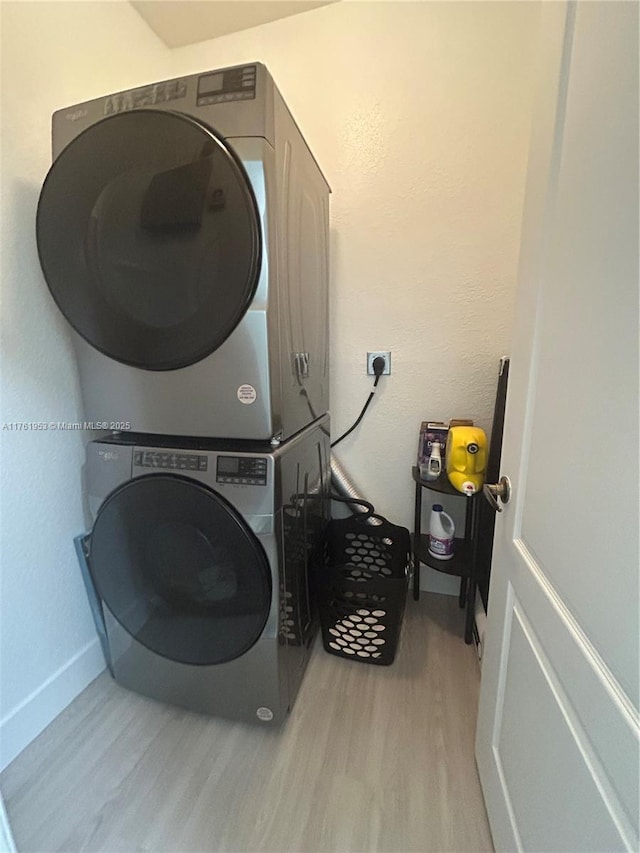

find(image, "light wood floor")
[1,594,493,853]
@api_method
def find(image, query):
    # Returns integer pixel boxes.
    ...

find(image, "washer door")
[36,109,261,371]
[88,475,272,666]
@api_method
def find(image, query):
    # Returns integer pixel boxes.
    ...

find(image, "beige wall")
[0,0,169,770]
[167,1,540,590]
[0,0,540,768]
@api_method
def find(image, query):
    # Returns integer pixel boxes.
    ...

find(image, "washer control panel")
[133,450,208,472]
[216,456,267,486]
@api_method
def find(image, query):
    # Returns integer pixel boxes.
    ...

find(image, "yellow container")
[445,426,488,495]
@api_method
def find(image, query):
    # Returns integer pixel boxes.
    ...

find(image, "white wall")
[0,0,539,770]
[167,1,540,591]
[0,0,169,771]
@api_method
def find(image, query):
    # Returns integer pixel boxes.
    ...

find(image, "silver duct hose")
[330,452,379,520]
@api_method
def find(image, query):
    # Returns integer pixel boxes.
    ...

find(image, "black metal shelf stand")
[411,466,480,644]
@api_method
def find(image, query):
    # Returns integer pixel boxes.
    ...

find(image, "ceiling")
[131,1,339,48]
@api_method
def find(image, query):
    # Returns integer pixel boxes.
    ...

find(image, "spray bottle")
[421,442,442,481]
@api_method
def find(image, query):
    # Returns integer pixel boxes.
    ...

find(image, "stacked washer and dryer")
[36,64,331,725]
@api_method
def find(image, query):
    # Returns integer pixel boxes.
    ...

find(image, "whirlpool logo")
[98,450,119,462]
[65,108,88,122]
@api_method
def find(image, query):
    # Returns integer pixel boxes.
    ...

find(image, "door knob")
[482,476,511,512]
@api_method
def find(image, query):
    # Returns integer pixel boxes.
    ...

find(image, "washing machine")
[76,414,330,725]
[36,63,330,442]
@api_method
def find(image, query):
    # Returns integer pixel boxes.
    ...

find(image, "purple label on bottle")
[428,534,454,557]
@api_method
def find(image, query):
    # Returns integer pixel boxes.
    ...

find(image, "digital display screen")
[218,456,239,474]
[196,66,256,107]
[199,72,224,95]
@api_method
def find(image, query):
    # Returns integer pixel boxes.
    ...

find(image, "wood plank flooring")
[1,594,493,853]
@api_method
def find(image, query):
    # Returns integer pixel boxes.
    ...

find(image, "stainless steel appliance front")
[37,63,330,441]
[81,415,330,724]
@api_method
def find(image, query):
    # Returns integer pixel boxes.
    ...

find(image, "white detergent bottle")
[428,504,455,560]
[424,441,442,481]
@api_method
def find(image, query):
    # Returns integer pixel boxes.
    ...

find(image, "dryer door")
[36,109,261,370]
[88,475,272,665]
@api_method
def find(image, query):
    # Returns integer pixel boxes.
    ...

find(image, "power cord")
[330,356,386,449]
[329,494,375,515]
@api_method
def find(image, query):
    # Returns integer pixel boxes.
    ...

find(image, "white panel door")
[475,2,639,851]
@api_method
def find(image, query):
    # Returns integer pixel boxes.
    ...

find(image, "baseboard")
[0,638,105,772]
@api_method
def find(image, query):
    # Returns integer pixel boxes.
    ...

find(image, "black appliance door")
[88,475,272,666]
[36,110,261,370]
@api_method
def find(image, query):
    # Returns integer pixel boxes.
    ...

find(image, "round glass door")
[36,109,261,370]
[88,475,272,665]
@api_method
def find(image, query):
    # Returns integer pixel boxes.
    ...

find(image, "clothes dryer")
[37,64,330,442]
[77,415,330,724]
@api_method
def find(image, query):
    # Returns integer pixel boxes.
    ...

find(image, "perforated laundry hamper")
[317,510,410,665]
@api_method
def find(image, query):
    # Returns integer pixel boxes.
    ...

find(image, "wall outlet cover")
[366,351,391,375]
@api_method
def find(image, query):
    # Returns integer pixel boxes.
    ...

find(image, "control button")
[198,458,207,470]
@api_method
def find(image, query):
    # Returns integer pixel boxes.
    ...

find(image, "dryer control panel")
[103,78,189,115]
[197,65,257,106]
[216,456,267,486]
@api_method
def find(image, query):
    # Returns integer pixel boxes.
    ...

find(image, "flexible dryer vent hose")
[330,452,372,516]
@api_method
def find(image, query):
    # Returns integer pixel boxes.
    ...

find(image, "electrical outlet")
[367,351,391,375]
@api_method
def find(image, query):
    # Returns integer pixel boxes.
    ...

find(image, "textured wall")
[0,1,169,770]
[0,0,540,768]
[167,1,540,590]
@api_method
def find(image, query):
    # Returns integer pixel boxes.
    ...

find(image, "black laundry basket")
[317,508,410,665]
